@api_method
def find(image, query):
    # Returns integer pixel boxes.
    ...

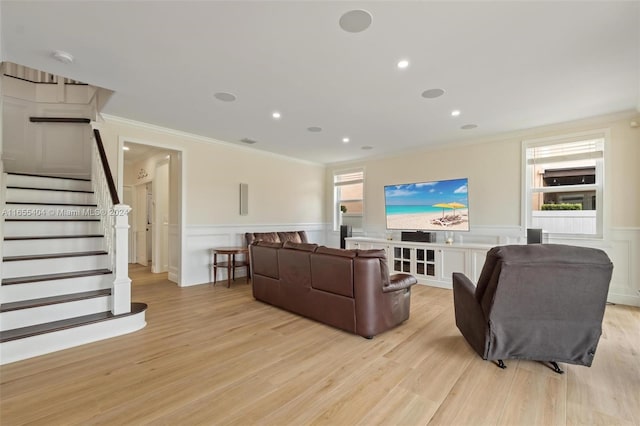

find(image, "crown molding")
[100,113,325,168]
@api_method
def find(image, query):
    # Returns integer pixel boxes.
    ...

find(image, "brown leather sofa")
[250,240,417,338]
[245,230,308,246]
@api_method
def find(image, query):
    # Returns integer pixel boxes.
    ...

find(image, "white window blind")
[527,138,604,165]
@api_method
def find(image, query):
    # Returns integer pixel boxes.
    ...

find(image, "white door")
[135,184,148,266]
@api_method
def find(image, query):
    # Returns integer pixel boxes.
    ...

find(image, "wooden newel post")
[112,204,132,315]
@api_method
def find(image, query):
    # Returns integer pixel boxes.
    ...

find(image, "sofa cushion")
[278,246,313,289]
[245,230,309,246]
[251,242,281,279]
[282,241,318,252]
[315,246,357,258]
[311,249,355,298]
[278,231,307,244]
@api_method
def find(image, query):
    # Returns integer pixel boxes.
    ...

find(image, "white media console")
[345,237,493,289]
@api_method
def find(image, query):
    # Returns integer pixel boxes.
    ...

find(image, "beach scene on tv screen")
[385,178,469,231]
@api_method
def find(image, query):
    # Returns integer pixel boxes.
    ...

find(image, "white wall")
[96,115,327,286]
[1,76,95,178]
[326,111,640,306]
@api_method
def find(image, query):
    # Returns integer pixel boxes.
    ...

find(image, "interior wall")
[326,110,640,306]
[101,117,326,226]
[96,115,326,286]
[326,111,639,235]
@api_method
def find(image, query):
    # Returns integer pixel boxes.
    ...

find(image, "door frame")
[117,136,185,285]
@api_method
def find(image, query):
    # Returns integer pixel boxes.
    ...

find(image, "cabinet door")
[438,248,468,282]
[391,246,412,274]
[415,247,436,279]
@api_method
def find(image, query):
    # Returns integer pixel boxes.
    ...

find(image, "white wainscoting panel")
[182,223,638,306]
[183,223,327,286]
[334,224,639,307]
[547,228,639,307]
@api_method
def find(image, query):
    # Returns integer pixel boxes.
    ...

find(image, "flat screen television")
[384,177,470,231]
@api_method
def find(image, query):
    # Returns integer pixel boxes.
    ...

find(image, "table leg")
[213,252,218,285]
[227,253,232,288]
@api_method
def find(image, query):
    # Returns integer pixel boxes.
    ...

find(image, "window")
[523,132,606,238]
[334,169,364,231]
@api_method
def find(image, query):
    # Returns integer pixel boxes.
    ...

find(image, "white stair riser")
[0,274,113,304]
[6,188,95,204]
[4,221,102,237]
[0,296,111,331]
[0,311,146,365]
[3,255,109,278]
[4,238,105,257]
[2,204,99,219]
[6,175,92,192]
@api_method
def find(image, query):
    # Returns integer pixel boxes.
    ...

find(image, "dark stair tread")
[7,186,93,194]
[5,235,103,241]
[0,302,147,343]
[5,218,100,222]
[0,289,112,313]
[2,269,112,286]
[5,201,98,207]
[7,172,91,182]
[4,251,108,262]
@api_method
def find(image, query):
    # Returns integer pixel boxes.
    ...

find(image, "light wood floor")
[1,264,639,425]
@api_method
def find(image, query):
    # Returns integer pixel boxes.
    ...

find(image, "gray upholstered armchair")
[453,244,613,373]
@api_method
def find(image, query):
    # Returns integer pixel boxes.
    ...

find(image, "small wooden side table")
[212,247,250,288]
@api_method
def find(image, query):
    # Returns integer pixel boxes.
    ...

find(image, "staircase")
[1,172,147,365]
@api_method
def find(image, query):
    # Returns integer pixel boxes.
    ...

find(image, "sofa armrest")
[452,272,489,358]
[383,273,417,293]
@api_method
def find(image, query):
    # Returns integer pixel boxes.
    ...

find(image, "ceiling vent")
[240,138,258,145]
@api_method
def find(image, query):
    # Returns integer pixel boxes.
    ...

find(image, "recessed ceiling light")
[307,126,322,133]
[361,146,373,150]
[397,60,409,69]
[421,89,445,99]
[451,110,461,117]
[339,10,372,33]
[240,138,258,144]
[342,137,350,143]
[52,50,74,64]
[122,146,130,151]
[214,92,237,102]
[272,112,281,119]
[461,124,478,130]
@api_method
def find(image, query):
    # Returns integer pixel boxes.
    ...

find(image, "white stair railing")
[91,128,131,315]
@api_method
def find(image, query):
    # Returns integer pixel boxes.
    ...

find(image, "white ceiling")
[123,143,171,165]
[2,1,638,164]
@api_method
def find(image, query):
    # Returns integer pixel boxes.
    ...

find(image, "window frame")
[521,129,609,240]
[333,168,365,232]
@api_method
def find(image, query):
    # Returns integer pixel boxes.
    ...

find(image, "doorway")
[120,140,183,284]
